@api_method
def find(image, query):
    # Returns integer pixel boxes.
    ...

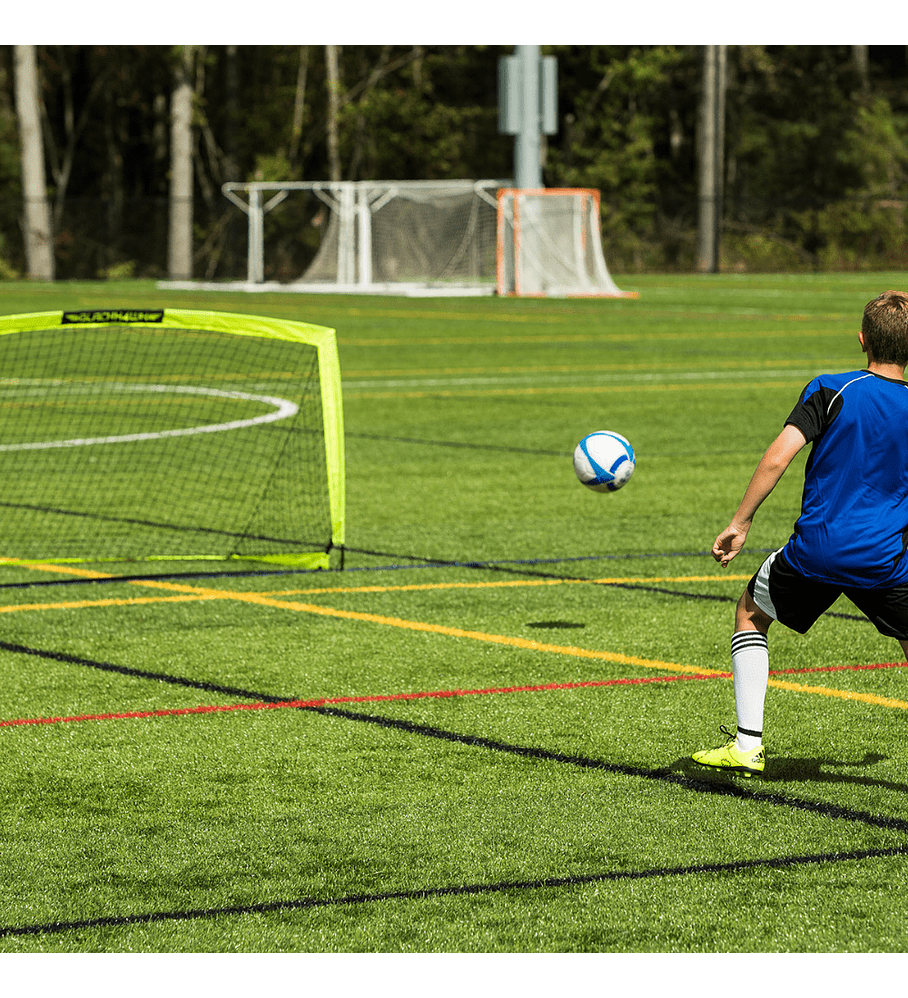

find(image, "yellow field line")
[343,358,818,379]
[345,380,805,400]
[0,560,117,579]
[0,594,218,614]
[0,571,751,613]
[256,575,752,596]
[338,325,845,345]
[151,577,729,676]
[0,562,723,677]
[767,677,908,710]
[2,559,905,711]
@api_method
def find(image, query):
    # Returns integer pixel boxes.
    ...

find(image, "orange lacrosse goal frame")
[496,188,638,298]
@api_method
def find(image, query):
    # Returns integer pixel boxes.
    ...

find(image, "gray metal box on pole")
[498,46,557,190]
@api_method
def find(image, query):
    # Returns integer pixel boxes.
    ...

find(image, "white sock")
[731,630,769,750]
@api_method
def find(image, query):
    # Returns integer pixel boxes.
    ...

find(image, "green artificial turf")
[0,273,907,954]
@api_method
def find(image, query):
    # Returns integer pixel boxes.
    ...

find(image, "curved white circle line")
[0,383,300,452]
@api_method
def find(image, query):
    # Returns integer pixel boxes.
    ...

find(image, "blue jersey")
[782,369,908,588]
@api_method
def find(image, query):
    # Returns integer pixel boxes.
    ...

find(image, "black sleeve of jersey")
[784,383,843,443]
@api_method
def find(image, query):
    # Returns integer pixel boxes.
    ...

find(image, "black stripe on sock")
[737,726,763,739]
[731,632,768,653]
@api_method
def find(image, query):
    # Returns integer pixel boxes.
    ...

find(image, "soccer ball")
[572,431,636,492]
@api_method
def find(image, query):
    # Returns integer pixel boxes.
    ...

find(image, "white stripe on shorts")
[750,548,783,621]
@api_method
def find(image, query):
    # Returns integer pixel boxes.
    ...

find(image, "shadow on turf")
[673,752,908,794]
[525,620,586,629]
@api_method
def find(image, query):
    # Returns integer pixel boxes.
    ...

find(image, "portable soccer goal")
[496,188,637,298]
[0,308,344,568]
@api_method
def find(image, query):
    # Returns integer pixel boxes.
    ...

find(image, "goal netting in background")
[496,188,637,298]
[211,181,636,298]
[218,180,503,295]
[301,180,501,292]
[0,308,344,567]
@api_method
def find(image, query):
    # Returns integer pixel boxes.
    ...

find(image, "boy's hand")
[712,426,806,568]
[712,522,749,567]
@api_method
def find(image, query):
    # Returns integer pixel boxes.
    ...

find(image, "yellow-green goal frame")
[0,307,345,569]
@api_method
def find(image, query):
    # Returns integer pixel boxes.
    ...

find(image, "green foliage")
[340,88,496,181]
[1,46,908,276]
[724,48,908,271]
[545,46,698,270]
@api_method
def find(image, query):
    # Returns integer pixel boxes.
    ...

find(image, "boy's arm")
[713,424,808,567]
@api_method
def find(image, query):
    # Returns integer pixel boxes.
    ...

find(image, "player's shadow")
[673,751,908,796]
[525,621,586,630]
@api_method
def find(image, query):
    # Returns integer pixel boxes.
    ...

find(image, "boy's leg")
[694,548,841,774]
[692,549,779,775]
[730,588,773,750]
[690,588,770,776]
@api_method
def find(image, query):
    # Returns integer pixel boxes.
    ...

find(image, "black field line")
[2,843,907,940]
[346,430,568,457]
[2,639,904,835]
[312,704,908,834]
[0,640,290,704]
[0,549,732,591]
[346,430,758,461]
[4,641,908,940]
[341,546,740,593]
[0,499,301,546]
[346,430,751,461]
[0,561,869,625]
[340,548,870,623]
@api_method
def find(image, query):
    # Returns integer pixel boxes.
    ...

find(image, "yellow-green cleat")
[692,726,765,777]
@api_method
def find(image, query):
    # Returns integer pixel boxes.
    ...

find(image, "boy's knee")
[735,589,773,634]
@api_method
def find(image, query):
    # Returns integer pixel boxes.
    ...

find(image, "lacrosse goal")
[221,179,504,295]
[496,188,637,298]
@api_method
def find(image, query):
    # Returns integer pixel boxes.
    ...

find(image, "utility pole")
[697,44,726,273]
[498,46,557,294]
[498,45,557,190]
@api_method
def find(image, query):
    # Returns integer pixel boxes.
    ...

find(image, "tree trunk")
[325,45,341,182]
[852,45,870,94]
[13,45,54,280]
[168,45,194,280]
[288,46,309,172]
[697,44,726,273]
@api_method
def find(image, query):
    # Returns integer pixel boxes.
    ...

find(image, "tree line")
[1,44,906,281]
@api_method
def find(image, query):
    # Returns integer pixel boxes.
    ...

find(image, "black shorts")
[748,548,908,639]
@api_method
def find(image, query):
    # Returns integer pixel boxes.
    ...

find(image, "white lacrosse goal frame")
[222,179,506,295]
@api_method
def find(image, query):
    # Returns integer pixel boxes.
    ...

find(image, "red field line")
[1,672,713,728]
[2,660,906,730]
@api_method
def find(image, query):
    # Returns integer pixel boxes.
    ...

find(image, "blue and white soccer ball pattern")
[572,431,636,492]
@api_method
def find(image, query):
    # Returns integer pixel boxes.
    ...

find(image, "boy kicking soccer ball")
[693,289,908,776]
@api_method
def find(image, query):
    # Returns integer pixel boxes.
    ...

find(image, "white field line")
[0,384,298,451]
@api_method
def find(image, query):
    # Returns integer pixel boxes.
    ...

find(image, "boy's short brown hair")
[862,290,908,366]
